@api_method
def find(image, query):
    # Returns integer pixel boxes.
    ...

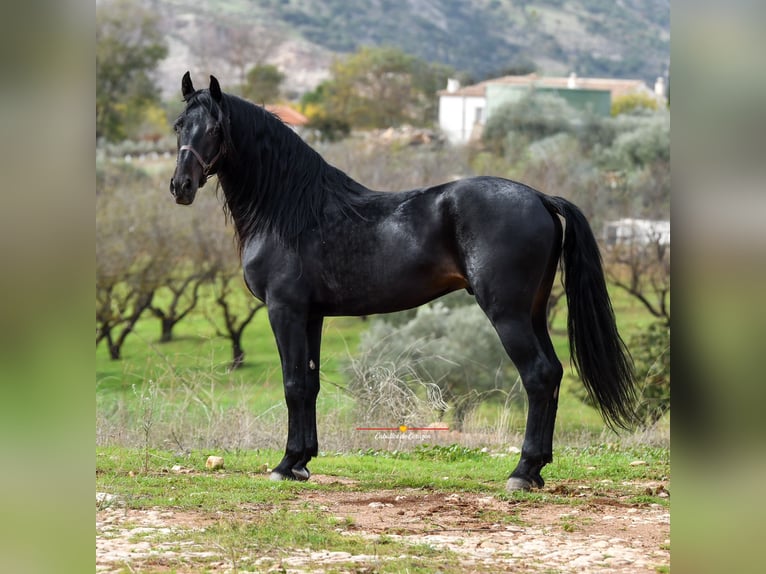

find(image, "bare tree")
[146,195,221,343]
[96,277,155,360]
[96,170,163,359]
[227,21,284,88]
[205,266,265,370]
[198,207,266,370]
[605,231,670,325]
[190,18,284,92]
[149,271,209,343]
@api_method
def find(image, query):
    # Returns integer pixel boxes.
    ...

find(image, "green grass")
[96,301,365,394]
[97,444,670,509]
[97,283,659,446]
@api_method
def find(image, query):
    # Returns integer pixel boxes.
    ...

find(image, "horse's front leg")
[291,316,323,480]
[267,304,313,481]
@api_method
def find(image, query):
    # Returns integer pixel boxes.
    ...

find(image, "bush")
[598,112,670,171]
[630,321,671,425]
[611,93,660,116]
[306,114,351,142]
[482,93,580,155]
[347,302,520,428]
[570,320,670,427]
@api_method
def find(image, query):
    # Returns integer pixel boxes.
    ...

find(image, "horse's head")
[169,72,225,205]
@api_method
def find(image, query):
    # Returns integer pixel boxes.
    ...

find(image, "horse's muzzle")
[169,176,196,205]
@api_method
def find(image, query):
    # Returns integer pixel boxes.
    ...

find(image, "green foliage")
[477,93,670,224]
[96,157,150,192]
[630,322,670,425]
[598,111,670,171]
[571,321,670,427]
[305,46,452,129]
[306,112,351,142]
[611,92,660,116]
[96,0,167,141]
[241,64,285,104]
[482,93,581,155]
[483,94,669,173]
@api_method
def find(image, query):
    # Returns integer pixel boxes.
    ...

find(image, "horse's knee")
[521,358,562,399]
[283,379,304,406]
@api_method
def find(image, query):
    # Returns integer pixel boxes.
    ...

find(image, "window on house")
[474,107,484,124]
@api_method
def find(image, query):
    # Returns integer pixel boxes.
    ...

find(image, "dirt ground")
[97,475,670,573]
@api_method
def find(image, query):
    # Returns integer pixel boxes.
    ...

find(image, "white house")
[604,218,670,247]
[437,78,488,144]
[437,73,660,144]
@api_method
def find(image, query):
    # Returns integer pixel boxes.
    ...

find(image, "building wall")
[604,219,670,246]
[438,95,486,144]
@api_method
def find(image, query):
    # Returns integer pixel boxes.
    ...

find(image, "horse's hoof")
[291,467,311,481]
[269,471,290,481]
[506,477,534,492]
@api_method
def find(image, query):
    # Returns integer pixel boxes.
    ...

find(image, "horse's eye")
[173,120,183,133]
[207,124,220,136]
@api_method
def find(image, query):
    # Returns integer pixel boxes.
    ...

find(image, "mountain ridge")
[151,0,669,99]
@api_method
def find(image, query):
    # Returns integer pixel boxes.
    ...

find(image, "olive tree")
[96,0,167,141]
[96,163,164,359]
[146,189,223,343]
[198,210,265,370]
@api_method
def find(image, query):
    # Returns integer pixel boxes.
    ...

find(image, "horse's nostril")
[169,178,176,196]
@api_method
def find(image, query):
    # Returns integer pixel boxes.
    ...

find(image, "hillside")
[151,0,669,99]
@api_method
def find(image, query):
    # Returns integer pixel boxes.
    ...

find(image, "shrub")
[596,111,670,171]
[347,302,520,428]
[611,93,660,116]
[630,321,671,425]
[482,92,580,155]
[570,320,670,427]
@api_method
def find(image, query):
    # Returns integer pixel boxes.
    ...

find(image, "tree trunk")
[159,318,174,343]
[230,338,245,370]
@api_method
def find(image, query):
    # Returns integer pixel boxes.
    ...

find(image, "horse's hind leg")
[475,256,563,490]
[489,310,562,490]
[531,245,564,478]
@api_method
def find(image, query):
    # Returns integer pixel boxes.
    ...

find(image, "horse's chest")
[241,240,287,302]
[241,267,267,302]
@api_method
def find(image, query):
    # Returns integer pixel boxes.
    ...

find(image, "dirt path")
[97,477,669,573]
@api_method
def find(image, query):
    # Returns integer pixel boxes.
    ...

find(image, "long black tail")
[540,195,637,430]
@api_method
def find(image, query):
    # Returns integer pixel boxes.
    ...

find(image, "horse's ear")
[209,75,222,103]
[182,71,194,99]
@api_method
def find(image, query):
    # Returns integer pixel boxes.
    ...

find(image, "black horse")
[169,73,636,491]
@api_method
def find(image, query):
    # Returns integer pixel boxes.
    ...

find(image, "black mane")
[188,90,369,252]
